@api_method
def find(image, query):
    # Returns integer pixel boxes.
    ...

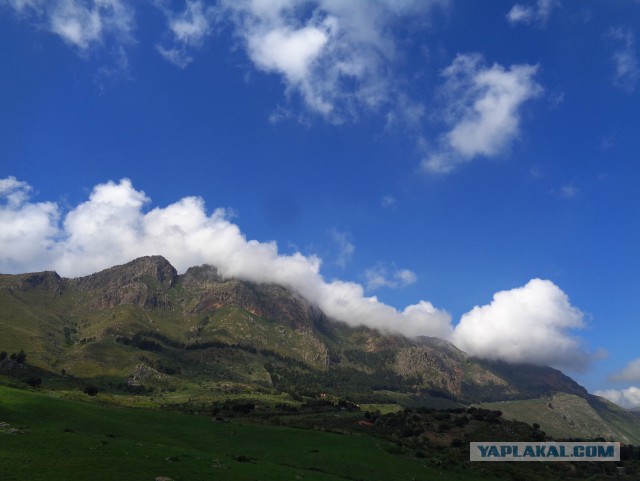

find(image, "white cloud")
[506,5,535,25]
[609,358,640,383]
[364,264,417,291]
[0,176,33,207]
[156,46,193,69]
[608,27,640,93]
[595,387,640,409]
[167,0,212,46]
[2,0,42,13]
[0,177,60,274]
[0,177,452,340]
[507,0,558,26]
[219,0,448,121]
[451,279,591,371]
[155,0,216,68]
[2,0,134,50]
[422,53,542,174]
[249,23,329,80]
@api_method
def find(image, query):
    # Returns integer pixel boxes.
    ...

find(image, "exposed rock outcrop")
[70,256,177,309]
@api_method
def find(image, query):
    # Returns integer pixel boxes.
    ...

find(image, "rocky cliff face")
[178,265,325,329]
[17,271,65,294]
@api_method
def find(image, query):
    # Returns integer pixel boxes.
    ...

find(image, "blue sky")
[1,0,639,406]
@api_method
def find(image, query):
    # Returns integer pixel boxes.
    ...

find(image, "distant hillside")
[1,256,636,441]
[481,393,640,443]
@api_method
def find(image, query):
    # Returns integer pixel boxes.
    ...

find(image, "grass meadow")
[0,385,488,481]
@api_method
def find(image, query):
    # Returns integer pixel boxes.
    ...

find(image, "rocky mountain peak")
[70,256,177,309]
[179,264,222,287]
[17,271,65,294]
[72,256,177,292]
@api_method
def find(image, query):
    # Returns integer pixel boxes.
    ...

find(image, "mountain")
[1,256,638,441]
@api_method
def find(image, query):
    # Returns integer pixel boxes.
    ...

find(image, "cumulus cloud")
[156,0,216,68]
[608,27,640,93]
[0,176,33,206]
[0,177,452,339]
[609,358,640,383]
[422,54,542,174]
[364,264,417,291]
[2,0,134,50]
[451,279,591,371]
[595,387,640,409]
[506,0,559,26]
[218,0,448,121]
[0,177,60,274]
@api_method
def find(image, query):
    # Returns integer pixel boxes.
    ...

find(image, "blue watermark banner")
[470,442,620,462]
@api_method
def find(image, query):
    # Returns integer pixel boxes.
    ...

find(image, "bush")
[26,376,42,388]
[83,385,99,396]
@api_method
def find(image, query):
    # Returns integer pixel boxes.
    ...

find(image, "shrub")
[83,385,99,396]
[15,350,27,364]
[26,376,42,388]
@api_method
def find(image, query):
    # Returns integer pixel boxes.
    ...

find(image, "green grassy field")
[0,385,489,481]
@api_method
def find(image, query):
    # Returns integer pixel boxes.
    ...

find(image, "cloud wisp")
[217,0,448,122]
[1,177,598,370]
[423,53,543,174]
[506,0,559,27]
[3,1,545,176]
[1,0,134,51]
[330,229,355,269]
[364,263,417,291]
[609,358,640,383]
[595,387,640,410]
[608,27,640,93]
[2,0,446,123]
[156,0,217,68]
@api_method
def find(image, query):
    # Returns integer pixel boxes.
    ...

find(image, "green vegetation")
[0,385,484,481]
[2,385,638,481]
[2,257,640,480]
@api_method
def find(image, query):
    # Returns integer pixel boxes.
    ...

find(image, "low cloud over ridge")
[596,387,640,410]
[0,177,452,340]
[609,358,640,383]
[451,278,591,371]
[0,176,595,370]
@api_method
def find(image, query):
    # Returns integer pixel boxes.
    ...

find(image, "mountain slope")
[1,256,637,441]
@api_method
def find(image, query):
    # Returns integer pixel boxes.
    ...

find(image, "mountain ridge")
[1,255,638,442]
